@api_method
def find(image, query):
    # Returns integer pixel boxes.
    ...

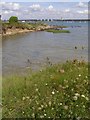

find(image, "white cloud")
[3,10,13,15]
[64,9,70,13]
[0,2,6,5]
[48,5,53,10]
[47,5,56,12]
[3,11,9,14]
[1,2,88,20]
[1,2,21,11]
[30,4,41,11]
[13,3,20,10]
[84,10,88,14]
[77,10,88,14]
[77,2,87,8]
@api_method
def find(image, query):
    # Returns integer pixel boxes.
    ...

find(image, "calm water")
[2,21,88,75]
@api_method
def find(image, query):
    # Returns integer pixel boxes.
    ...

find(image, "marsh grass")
[46,29,70,33]
[2,60,89,119]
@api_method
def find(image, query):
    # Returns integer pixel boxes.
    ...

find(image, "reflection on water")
[2,22,88,76]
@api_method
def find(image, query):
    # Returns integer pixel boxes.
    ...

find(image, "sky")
[1,0,89,2]
[0,0,89,20]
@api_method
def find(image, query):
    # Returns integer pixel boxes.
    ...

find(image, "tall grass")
[2,60,89,119]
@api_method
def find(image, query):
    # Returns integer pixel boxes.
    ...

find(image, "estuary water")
[2,21,88,76]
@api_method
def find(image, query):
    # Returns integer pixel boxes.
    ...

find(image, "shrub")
[9,16,18,24]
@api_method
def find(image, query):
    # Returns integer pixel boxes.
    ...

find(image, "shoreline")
[1,25,53,37]
[2,29,35,37]
[1,25,68,37]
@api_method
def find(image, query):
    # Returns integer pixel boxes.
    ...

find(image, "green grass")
[2,60,89,119]
[46,29,70,33]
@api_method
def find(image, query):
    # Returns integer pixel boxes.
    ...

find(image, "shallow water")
[2,22,88,76]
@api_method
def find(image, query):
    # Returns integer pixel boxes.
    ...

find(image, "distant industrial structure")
[18,19,90,22]
[1,16,90,23]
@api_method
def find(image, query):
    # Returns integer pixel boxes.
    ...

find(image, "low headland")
[1,22,70,36]
[0,16,70,37]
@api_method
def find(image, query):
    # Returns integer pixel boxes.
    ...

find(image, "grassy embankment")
[1,22,48,36]
[2,60,89,119]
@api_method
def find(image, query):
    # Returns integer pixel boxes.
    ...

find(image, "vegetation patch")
[46,29,70,33]
[2,60,89,119]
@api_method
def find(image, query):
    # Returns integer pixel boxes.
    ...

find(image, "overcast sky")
[0,0,89,20]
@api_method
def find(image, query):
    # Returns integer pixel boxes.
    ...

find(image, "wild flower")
[51,107,54,110]
[38,107,42,110]
[85,76,88,79]
[85,97,89,101]
[65,85,69,88]
[41,105,44,108]
[81,95,89,101]
[26,96,30,99]
[60,69,65,73]
[40,115,44,118]
[32,107,35,110]
[22,97,26,100]
[77,117,81,120]
[68,114,71,118]
[35,88,39,92]
[10,109,12,111]
[83,105,85,108]
[34,96,38,99]
[44,113,47,116]
[48,117,50,118]
[50,75,53,79]
[45,83,48,86]
[36,100,39,105]
[79,74,81,77]
[45,103,48,107]
[76,105,78,107]
[64,105,68,110]
[35,84,37,87]
[75,93,80,97]
[31,113,35,118]
[81,95,85,98]
[57,90,59,93]
[22,111,24,114]
[71,88,74,91]
[48,101,52,106]
[60,103,63,105]
[69,110,73,114]
[52,91,55,95]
